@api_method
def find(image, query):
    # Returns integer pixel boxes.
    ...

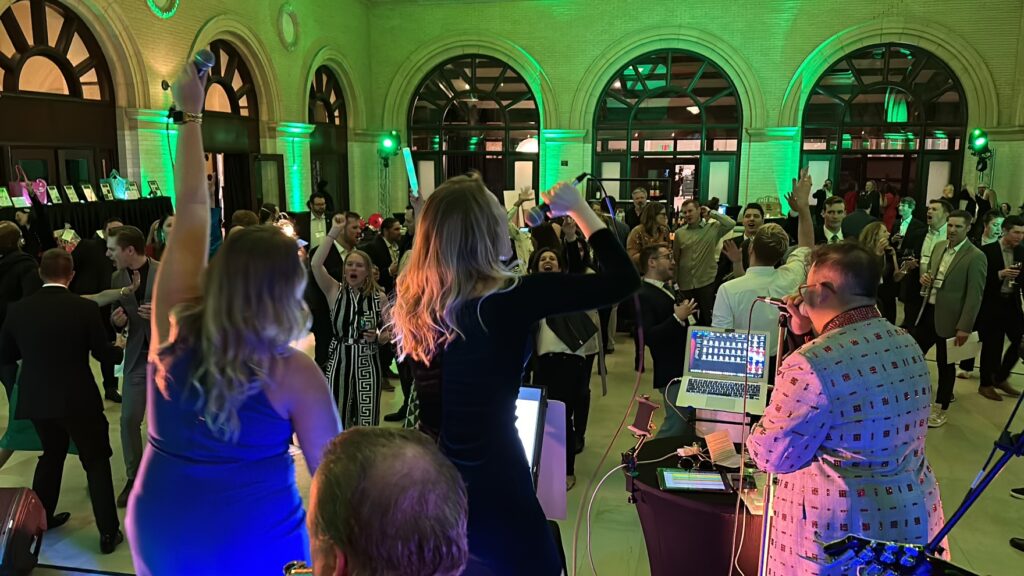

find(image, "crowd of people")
[1,55,1023,575]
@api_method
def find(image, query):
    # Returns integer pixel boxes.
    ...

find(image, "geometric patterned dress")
[324,285,383,428]
[747,307,947,575]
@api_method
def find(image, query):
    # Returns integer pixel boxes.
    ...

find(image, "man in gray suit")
[913,210,987,428]
[106,225,159,507]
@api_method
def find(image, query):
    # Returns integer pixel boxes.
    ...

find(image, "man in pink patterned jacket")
[747,242,946,575]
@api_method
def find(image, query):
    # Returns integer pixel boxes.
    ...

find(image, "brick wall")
[4,0,1021,213]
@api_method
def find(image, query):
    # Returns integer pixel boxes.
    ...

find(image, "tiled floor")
[2,330,1023,575]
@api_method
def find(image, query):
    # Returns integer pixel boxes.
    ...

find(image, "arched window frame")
[204,39,259,118]
[801,43,967,155]
[0,0,113,100]
[592,49,743,204]
[308,65,345,126]
[408,54,540,194]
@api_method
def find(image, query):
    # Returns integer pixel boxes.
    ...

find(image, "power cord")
[570,176,645,576]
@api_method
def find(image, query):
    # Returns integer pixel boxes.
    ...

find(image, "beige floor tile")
[2,334,1022,575]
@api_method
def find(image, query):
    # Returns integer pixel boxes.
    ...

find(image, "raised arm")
[787,170,814,249]
[151,62,210,353]
[311,214,344,307]
[708,210,737,240]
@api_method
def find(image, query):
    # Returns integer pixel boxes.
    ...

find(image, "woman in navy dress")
[393,176,639,575]
[125,62,341,574]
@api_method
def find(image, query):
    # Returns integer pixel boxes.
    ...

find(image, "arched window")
[0,0,113,100]
[801,43,966,204]
[204,39,258,118]
[593,50,742,205]
[409,55,539,196]
[0,0,116,199]
[309,65,349,210]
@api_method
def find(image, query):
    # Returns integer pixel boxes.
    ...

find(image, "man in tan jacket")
[913,210,987,428]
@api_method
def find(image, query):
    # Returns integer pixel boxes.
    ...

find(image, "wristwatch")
[170,110,203,125]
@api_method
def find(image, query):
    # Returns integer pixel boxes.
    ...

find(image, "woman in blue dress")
[124,61,342,574]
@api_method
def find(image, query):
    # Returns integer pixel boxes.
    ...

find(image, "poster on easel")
[99,183,115,201]
[147,180,162,197]
[9,186,30,208]
[0,186,12,208]
[81,184,98,202]
[64,185,81,203]
[127,181,141,200]
[47,186,62,204]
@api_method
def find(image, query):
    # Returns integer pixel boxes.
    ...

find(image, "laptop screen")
[687,329,768,380]
[515,386,544,469]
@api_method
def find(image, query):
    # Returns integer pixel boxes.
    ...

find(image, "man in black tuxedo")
[636,243,697,438]
[841,194,879,240]
[70,218,124,402]
[0,249,123,553]
[977,216,1024,398]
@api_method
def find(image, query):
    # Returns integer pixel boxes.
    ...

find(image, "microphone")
[161,49,216,91]
[754,296,791,315]
[523,172,589,227]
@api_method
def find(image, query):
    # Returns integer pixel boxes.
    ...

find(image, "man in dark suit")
[296,191,330,246]
[814,196,847,245]
[913,210,987,428]
[0,249,123,553]
[624,187,648,231]
[0,221,41,400]
[361,217,403,295]
[977,216,1024,399]
[106,225,158,507]
[71,218,124,402]
[841,194,879,240]
[636,243,697,438]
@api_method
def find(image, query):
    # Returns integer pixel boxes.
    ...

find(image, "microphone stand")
[757,311,790,576]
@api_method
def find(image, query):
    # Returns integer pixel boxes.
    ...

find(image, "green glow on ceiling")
[147,0,180,19]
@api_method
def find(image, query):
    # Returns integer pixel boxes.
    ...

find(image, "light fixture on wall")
[686,106,700,115]
[147,0,180,19]
[516,136,539,153]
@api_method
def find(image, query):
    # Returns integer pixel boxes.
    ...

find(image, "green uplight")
[147,0,180,19]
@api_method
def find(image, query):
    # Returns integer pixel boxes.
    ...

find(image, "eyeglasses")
[797,282,835,300]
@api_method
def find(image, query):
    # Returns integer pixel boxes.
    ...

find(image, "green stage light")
[378,130,401,160]
[969,128,989,153]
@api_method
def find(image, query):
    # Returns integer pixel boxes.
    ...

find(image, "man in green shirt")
[673,199,737,325]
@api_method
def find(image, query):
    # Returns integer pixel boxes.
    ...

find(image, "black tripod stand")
[925,373,1024,555]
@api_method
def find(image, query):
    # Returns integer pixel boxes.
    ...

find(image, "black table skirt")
[631,435,763,576]
[1,197,173,250]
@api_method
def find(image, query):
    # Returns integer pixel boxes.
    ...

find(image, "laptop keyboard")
[686,378,761,400]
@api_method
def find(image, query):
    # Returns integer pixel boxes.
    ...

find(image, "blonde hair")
[344,249,382,297]
[858,221,889,262]
[392,175,516,365]
[156,225,310,441]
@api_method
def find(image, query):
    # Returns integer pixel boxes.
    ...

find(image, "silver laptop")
[676,327,771,415]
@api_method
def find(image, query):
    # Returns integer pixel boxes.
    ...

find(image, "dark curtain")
[222,153,252,220]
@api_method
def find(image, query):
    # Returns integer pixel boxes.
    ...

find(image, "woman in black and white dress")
[311,214,390,427]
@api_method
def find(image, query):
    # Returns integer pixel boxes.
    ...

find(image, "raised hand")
[722,239,742,263]
[540,182,585,218]
[789,169,812,212]
[674,298,698,322]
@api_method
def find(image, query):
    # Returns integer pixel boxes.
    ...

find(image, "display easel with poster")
[148,180,162,197]
[47,186,62,204]
[127,181,141,200]
[81,184,98,202]
[64,185,81,203]
[99,183,115,201]
[0,187,12,208]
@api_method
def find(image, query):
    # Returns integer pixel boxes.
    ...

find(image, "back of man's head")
[40,248,74,284]
[311,427,468,576]
[750,224,789,265]
[0,221,22,256]
[809,242,880,302]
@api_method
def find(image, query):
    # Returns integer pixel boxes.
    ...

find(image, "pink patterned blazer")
[747,307,946,575]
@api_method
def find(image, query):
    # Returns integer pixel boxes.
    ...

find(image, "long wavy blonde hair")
[392,175,516,365]
[157,225,310,441]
